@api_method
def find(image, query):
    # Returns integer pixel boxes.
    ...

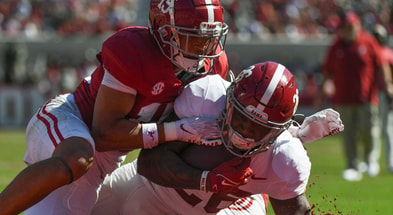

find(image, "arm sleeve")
[102,66,137,95]
[270,133,311,200]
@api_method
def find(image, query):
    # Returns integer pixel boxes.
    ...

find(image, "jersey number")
[175,188,252,213]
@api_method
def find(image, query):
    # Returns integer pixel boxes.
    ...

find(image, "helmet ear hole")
[280,108,290,116]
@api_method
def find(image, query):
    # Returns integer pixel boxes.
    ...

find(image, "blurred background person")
[372,23,393,173]
[321,11,391,181]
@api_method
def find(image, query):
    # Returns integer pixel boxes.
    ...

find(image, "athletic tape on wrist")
[141,123,159,149]
[200,170,210,192]
[163,122,177,141]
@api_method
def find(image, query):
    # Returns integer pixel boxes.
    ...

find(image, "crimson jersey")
[381,45,393,67]
[323,30,383,105]
[73,26,229,128]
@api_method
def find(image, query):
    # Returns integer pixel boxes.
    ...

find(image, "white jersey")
[92,75,311,215]
[147,135,310,214]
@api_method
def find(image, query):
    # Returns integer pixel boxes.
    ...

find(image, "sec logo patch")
[151,82,165,95]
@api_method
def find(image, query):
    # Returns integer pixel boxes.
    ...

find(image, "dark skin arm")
[137,141,204,190]
[0,137,94,215]
[92,85,167,152]
[270,194,311,215]
[137,106,239,190]
[138,139,240,192]
[138,140,311,214]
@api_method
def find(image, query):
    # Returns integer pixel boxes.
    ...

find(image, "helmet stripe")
[257,64,285,110]
[205,0,214,22]
[169,0,175,25]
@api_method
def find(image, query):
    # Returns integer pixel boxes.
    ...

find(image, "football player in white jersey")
[91,61,343,214]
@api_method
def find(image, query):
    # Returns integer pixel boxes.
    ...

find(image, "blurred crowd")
[0,0,392,98]
[0,0,141,37]
[0,0,392,38]
[223,0,392,41]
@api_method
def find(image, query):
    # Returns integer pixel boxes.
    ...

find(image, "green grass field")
[1,130,392,214]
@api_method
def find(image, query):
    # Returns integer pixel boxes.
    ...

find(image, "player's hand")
[165,117,220,144]
[297,108,344,143]
[206,157,253,193]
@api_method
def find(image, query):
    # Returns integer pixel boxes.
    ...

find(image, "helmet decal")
[200,22,223,36]
[236,65,254,82]
[293,89,299,115]
[158,0,172,14]
[246,105,268,121]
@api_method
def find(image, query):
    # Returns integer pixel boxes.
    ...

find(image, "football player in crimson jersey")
[0,1,250,215]
[90,61,344,215]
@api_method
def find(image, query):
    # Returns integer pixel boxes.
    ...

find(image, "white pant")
[92,161,267,215]
[23,94,127,215]
[217,194,268,215]
[379,92,393,169]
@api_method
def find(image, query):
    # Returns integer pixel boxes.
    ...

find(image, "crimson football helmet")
[149,0,228,75]
[218,61,299,157]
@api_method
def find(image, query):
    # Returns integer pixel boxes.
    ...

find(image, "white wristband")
[163,122,177,141]
[141,123,159,149]
[200,170,210,192]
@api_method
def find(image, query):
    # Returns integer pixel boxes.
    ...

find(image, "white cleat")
[342,168,362,181]
[367,162,380,177]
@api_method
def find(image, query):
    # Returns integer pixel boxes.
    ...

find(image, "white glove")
[163,117,221,145]
[291,108,344,144]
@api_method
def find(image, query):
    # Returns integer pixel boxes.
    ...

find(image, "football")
[181,144,236,170]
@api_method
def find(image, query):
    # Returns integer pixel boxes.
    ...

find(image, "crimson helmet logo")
[151,82,165,95]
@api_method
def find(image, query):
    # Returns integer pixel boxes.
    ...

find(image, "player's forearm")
[0,158,72,214]
[92,119,162,152]
[137,143,202,190]
[270,194,311,215]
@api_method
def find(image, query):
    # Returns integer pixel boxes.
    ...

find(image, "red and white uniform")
[23,27,228,215]
[92,75,311,215]
[323,30,383,106]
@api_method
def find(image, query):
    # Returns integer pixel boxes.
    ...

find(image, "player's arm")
[381,62,393,97]
[92,84,219,152]
[287,108,344,144]
[269,194,311,215]
[137,141,202,189]
[92,85,148,151]
[137,142,253,193]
